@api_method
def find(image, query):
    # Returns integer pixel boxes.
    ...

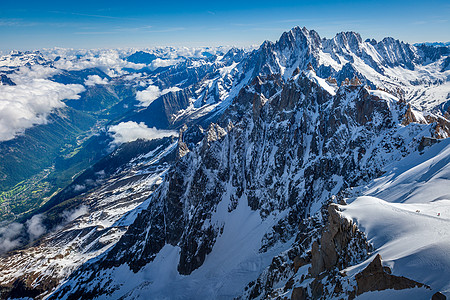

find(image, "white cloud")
[26,214,46,240]
[51,49,146,75]
[163,86,182,94]
[149,58,180,70]
[0,75,85,141]
[0,214,48,253]
[62,205,89,222]
[84,75,109,86]
[108,121,177,145]
[0,222,24,253]
[0,205,89,254]
[73,184,86,192]
[136,85,161,106]
[123,73,142,81]
[13,65,61,80]
[136,85,182,107]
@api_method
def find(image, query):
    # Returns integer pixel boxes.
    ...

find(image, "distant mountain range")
[414,41,450,47]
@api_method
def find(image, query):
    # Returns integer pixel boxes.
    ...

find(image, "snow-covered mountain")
[0,26,449,299]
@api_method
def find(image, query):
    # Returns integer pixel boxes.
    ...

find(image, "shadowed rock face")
[0,74,15,85]
[354,254,427,297]
[310,203,370,278]
[432,292,447,300]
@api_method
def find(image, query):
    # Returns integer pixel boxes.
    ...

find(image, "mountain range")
[0,26,449,299]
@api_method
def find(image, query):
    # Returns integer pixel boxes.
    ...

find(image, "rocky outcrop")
[432,292,447,300]
[310,203,370,277]
[353,254,427,297]
[176,126,190,159]
[291,286,307,300]
[430,115,450,139]
[0,74,15,85]
[279,203,438,300]
[402,105,450,139]
[238,201,371,300]
[402,105,420,125]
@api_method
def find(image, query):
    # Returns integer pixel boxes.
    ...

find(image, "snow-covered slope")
[341,138,450,296]
[0,138,177,299]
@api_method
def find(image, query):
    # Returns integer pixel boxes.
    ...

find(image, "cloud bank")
[0,205,87,254]
[0,214,47,254]
[108,121,177,145]
[26,214,47,240]
[50,49,146,76]
[0,222,24,253]
[136,85,182,107]
[136,85,161,106]
[0,78,85,141]
[84,75,109,86]
[62,205,89,222]
[149,58,180,70]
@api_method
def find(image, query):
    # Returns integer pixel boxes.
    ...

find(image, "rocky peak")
[365,38,377,45]
[0,50,48,68]
[0,74,15,86]
[416,43,450,63]
[277,26,321,51]
[353,254,428,298]
[221,47,246,63]
[245,26,322,79]
[375,37,419,69]
[176,125,189,160]
[333,31,363,51]
[201,123,227,149]
[309,203,370,277]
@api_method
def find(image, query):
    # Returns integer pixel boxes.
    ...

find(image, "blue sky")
[1,0,449,51]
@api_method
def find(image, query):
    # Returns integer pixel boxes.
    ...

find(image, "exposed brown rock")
[291,286,307,300]
[444,112,450,121]
[292,67,301,77]
[432,117,450,139]
[310,203,365,277]
[354,254,427,297]
[350,77,362,86]
[402,105,419,126]
[293,256,308,273]
[326,76,337,85]
[432,292,447,300]
[402,106,450,139]
[341,78,350,86]
[252,93,265,118]
[176,125,190,160]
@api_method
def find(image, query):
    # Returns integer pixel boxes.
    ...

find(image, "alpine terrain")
[0,26,449,299]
